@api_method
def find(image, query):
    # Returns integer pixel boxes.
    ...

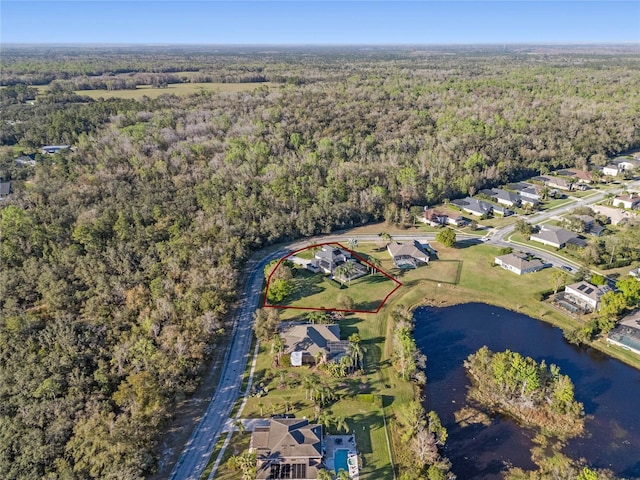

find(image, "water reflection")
[414,303,640,480]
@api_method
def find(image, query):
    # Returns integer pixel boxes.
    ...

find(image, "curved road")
[170,182,638,479]
[168,233,469,479]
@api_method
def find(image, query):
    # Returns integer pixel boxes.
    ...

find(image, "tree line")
[0,47,639,478]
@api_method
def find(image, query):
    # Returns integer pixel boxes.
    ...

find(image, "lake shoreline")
[412,302,640,479]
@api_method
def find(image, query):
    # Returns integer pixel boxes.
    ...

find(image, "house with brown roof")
[567,169,594,184]
[251,418,324,479]
[387,240,431,269]
[279,323,350,366]
[420,208,449,227]
[495,252,546,275]
[613,194,640,210]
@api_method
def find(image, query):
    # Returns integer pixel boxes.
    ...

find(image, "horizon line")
[3,41,640,46]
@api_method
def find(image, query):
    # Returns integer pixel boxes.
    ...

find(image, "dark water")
[413,303,640,479]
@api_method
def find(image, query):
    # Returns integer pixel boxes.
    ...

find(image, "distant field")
[35,82,272,100]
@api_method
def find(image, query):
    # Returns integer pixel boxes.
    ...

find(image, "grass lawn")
[539,197,576,211]
[475,215,518,229]
[35,82,273,100]
[207,431,252,480]
[269,252,400,313]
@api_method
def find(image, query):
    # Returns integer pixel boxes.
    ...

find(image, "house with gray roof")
[508,182,543,201]
[451,197,493,217]
[251,418,324,480]
[591,205,640,226]
[612,156,640,172]
[607,310,640,355]
[279,323,349,366]
[482,188,521,207]
[387,240,431,269]
[530,225,578,249]
[495,252,546,275]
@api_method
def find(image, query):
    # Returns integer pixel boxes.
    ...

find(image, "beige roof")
[279,323,348,361]
[496,253,544,271]
[253,419,323,479]
[565,281,612,302]
[387,240,430,261]
[591,205,639,225]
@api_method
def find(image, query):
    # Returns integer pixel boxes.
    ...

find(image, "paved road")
[170,182,639,479]
[168,233,459,479]
[169,249,285,480]
[485,183,638,272]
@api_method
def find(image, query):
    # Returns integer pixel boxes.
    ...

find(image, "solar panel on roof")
[585,288,594,294]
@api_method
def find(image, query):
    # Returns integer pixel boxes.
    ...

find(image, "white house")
[495,252,546,275]
[613,194,640,210]
[603,164,619,176]
[564,281,612,312]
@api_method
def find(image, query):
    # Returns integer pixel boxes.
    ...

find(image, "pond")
[413,303,640,479]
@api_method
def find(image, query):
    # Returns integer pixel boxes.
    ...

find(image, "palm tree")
[317,468,334,480]
[347,238,358,249]
[234,419,246,434]
[340,354,353,374]
[257,401,265,416]
[334,265,347,287]
[314,350,324,365]
[317,410,333,432]
[302,373,319,400]
[272,334,285,363]
[349,341,364,371]
[336,468,350,480]
[334,415,349,434]
[367,255,382,275]
[343,261,357,286]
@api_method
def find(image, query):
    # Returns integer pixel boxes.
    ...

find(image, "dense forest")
[1,47,639,479]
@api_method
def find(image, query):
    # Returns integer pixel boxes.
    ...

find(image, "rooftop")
[495,252,544,271]
[531,225,577,245]
[565,281,612,302]
[279,323,349,362]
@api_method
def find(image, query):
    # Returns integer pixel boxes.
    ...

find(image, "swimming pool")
[334,448,349,474]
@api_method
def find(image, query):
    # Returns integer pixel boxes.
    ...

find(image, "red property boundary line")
[264,242,402,314]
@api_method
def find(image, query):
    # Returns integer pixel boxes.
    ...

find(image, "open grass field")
[35,82,273,100]
[271,267,399,313]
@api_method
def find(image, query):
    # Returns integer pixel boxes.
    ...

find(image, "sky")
[1,1,639,45]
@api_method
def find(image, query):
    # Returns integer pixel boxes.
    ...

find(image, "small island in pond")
[464,346,584,439]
